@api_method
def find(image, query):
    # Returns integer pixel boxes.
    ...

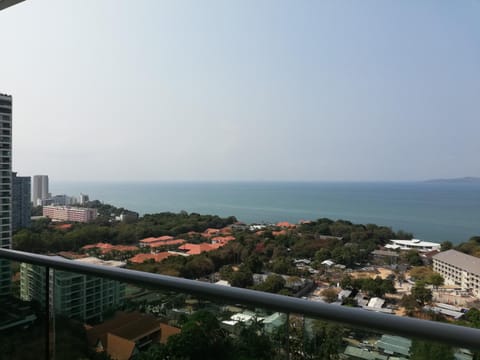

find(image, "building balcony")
[0,248,479,360]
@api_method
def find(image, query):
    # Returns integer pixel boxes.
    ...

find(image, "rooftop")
[129,252,175,264]
[434,249,480,276]
[390,239,440,247]
[75,257,125,268]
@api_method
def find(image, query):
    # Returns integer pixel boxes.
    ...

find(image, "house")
[128,252,175,264]
[376,335,411,357]
[276,221,296,229]
[86,311,180,360]
[178,243,221,255]
[138,236,185,250]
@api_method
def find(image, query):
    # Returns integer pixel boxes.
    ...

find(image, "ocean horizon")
[51,181,480,244]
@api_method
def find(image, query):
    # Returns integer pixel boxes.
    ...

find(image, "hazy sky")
[1,1,480,181]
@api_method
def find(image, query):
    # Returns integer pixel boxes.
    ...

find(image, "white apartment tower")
[21,258,126,321]
[32,174,49,206]
[0,93,12,296]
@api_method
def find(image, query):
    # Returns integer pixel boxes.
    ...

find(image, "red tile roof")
[81,243,139,253]
[276,221,296,228]
[53,223,73,230]
[201,228,221,238]
[140,236,174,244]
[159,323,181,344]
[149,239,185,248]
[178,243,219,255]
[129,252,175,264]
[82,243,113,250]
[86,311,176,360]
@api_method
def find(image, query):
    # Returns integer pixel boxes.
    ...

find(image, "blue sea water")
[51,181,480,244]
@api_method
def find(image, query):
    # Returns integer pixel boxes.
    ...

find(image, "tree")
[230,268,253,288]
[464,308,480,328]
[339,275,353,289]
[233,318,274,360]
[308,321,344,359]
[411,282,432,306]
[428,273,444,290]
[400,294,419,315]
[410,340,454,360]
[163,311,233,360]
[243,255,263,273]
[405,250,423,266]
[254,274,286,294]
[181,256,215,279]
[321,288,338,303]
[441,241,453,251]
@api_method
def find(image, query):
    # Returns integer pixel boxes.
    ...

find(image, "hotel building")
[43,205,97,223]
[433,249,480,297]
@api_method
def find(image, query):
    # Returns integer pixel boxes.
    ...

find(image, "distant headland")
[424,177,480,184]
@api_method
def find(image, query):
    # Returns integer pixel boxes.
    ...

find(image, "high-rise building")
[12,172,31,231]
[0,93,12,296]
[79,193,89,205]
[20,257,126,321]
[32,174,48,206]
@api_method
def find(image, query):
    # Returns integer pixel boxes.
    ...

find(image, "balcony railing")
[0,248,479,360]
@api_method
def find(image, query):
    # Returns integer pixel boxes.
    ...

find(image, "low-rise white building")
[433,249,480,297]
[385,239,441,252]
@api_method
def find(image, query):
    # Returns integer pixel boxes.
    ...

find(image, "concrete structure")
[433,249,480,297]
[43,205,97,222]
[12,172,31,231]
[20,257,126,321]
[385,239,441,252]
[0,93,12,296]
[32,175,49,206]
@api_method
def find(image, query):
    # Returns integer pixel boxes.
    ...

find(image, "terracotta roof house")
[276,221,296,229]
[81,243,139,254]
[86,311,180,360]
[149,239,186,249]
[138,236,184,249]
[178,243,220,255]
[128,252,175,264]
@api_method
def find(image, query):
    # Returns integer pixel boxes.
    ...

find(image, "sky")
[1,0,480,182]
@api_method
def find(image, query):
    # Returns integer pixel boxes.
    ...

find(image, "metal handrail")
[1,248,479,350]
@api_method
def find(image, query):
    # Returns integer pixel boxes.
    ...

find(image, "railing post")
[45,266,50,360]
[286,312,290,360]
[45,266,55,360]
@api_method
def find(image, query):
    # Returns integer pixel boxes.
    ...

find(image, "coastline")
[51,181,480,244]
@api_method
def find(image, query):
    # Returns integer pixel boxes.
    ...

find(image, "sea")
[51,181,480,244]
